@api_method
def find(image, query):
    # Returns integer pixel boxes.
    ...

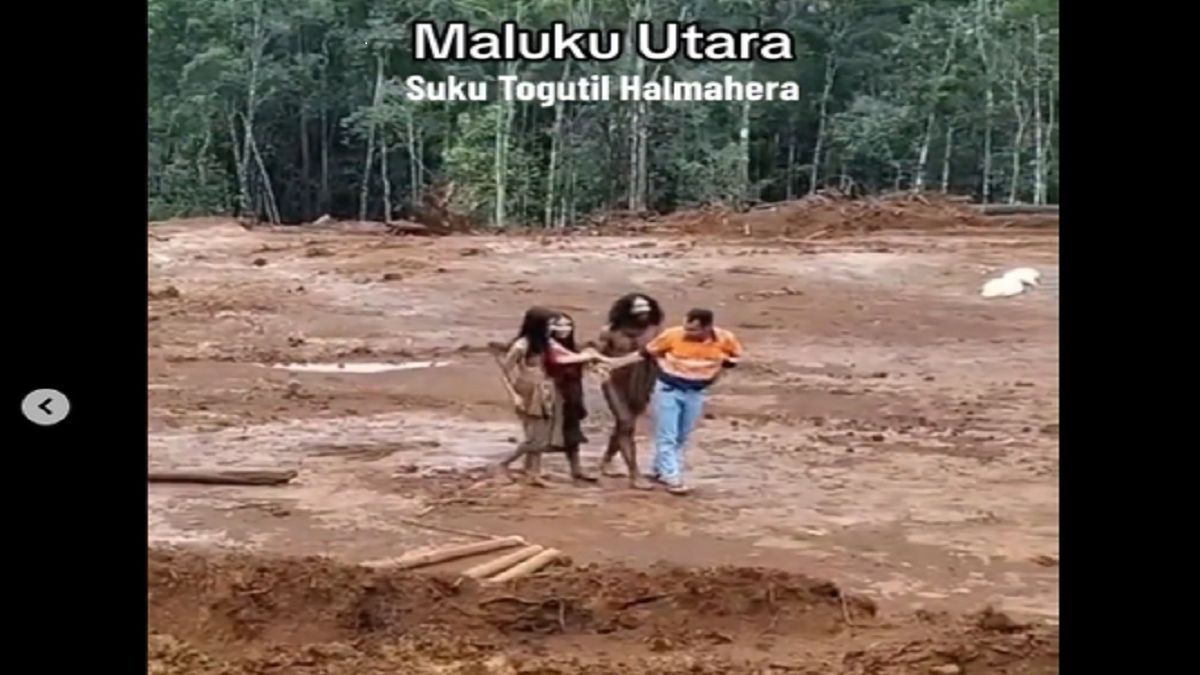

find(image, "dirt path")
[148,217,1059,662]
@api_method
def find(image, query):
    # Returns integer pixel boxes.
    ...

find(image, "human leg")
[653,383,685,485]
[599,383,628,476]
[661,388,705,492]
[500,415,551,487]
[565,443,598,483]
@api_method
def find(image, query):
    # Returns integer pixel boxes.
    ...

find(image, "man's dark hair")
[685,308,714,327]
[608,293,664,329]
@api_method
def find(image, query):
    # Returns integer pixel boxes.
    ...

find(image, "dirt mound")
[594,192,1039,239]
[148,548,1057,674]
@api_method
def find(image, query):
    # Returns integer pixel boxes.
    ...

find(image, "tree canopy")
[148,0,1059,225]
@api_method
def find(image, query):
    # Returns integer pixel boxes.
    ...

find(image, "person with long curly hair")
[496,306,602,486]
[593,293,664,489]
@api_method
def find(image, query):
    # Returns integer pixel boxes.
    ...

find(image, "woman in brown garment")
[594,293,663,489]
[497,307,601,486]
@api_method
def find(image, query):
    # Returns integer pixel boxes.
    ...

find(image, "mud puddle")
[266,360,451,374]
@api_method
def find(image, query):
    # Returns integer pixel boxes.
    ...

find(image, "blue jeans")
[652,380,706,485]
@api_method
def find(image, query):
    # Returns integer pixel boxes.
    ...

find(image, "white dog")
[980,267,1041,298]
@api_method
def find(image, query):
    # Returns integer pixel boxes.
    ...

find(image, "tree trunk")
[197,128,211,187]
[319,38,331,213]
[238,0,265,218]
[917,28,957,193]
[358,52,386,221]
[416,127,424,190]
[1044,81,1056,201]
[299,103,311,221]
[915,111,935,192]
[545,61,571,228]
[249,133,280,223]
[626,6,647,212]
[407,109,420,208]
[227,111,248,218]
[975,0,994,203]
[810,56,837,194]
[786,131,797,200]
[1032,16,1046,205]
[520,103,530,223]
[494,61,518,228]
[1008,50,1026,205]
[148,469,297,486]
[380,134,392,223]
[738,64,752,206]
[941,123,955,193]
[636,93,649,210]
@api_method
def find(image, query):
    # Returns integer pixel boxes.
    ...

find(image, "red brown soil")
[148,199,1059,673]
[148,548,1057,674]
[586,192,1057,240]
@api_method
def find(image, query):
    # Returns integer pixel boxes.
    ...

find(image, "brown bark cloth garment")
[502,337,560,455]
[543,341,588,449]
[500,337,588,480]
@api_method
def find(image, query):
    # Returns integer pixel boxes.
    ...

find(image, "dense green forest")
[147,0,1058,226]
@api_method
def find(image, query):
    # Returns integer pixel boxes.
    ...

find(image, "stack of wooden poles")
[373,535,562,584]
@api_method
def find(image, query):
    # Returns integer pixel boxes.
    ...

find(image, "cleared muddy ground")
[148,206,1058,672]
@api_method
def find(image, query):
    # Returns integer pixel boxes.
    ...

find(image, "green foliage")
[148,0,1060,225]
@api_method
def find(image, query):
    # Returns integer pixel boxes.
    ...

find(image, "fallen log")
[462,545,545,580]
[386,535,526,571]
[147,469,298,486]
[977,204,1059,216]
[486,548,564,584]
[387,220,450,236]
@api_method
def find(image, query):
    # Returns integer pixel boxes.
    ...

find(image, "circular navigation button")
[21,389,70,426]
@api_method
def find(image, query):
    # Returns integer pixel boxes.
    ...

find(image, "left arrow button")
[22,389,70,426]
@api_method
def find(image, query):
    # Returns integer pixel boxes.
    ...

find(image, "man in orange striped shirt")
[607,308,743,494]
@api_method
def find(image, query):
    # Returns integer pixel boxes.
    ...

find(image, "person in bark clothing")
[593,293,664,490]
[497,307,602,486]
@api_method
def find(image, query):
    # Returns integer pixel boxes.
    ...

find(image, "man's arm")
[719,330,743,368]
[606,327,674,368]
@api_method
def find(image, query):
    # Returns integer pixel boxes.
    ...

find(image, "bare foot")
[526,474,549,488]
[629,478,654,491]
[601,466,627,478]
[573,472,600,484]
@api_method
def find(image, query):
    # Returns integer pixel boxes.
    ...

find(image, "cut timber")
[485,548,564,584]
[148,469,297,486]
[977,204,1059,216]
[388,536,526,570]
[462,545,545,580]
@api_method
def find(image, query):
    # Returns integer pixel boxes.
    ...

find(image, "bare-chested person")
[594,293,663,489]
